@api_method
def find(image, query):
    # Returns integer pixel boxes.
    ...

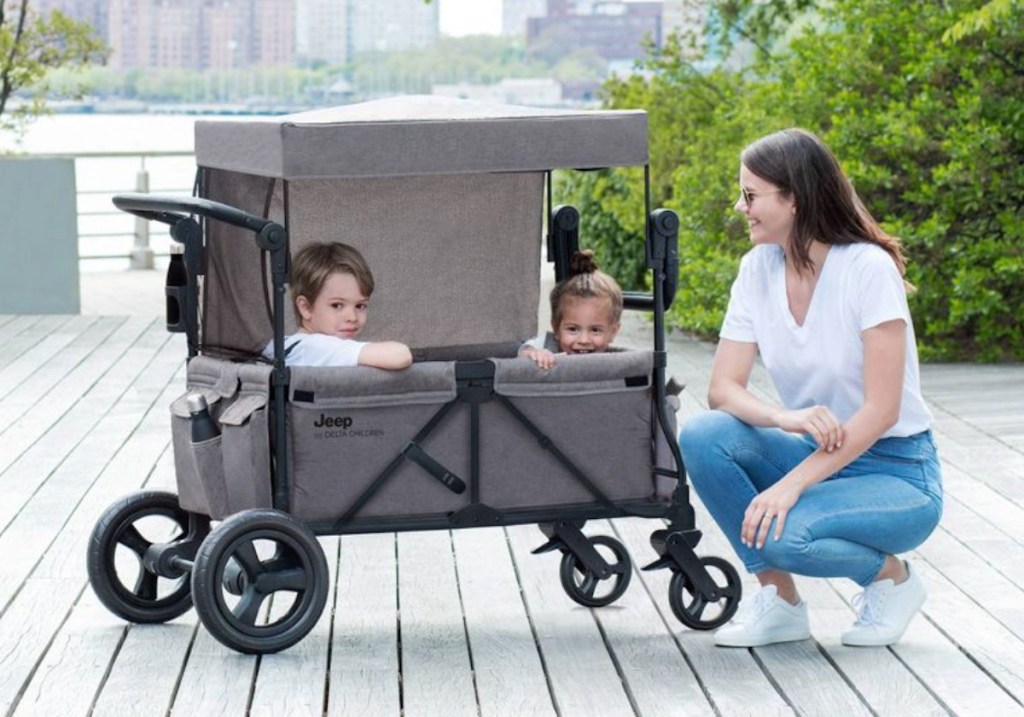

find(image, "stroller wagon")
[88,96,741,654]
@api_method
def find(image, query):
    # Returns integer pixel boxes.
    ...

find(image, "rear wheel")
[191,509,329,654]
[87,491,197,623]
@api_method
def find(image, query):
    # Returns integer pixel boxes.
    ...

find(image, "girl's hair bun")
[569,249,598,275]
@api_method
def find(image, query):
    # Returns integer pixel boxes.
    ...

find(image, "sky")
[439,0,503,37]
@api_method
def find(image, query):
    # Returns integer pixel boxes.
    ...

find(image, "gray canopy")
[195,95,647,179]
[193,96,649,355]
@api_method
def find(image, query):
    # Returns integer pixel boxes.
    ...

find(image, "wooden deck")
[1,306,1023,717]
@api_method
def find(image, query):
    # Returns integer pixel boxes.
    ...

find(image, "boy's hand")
[520,346,556,370]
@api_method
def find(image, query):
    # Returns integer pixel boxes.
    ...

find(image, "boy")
[262,241,412,369]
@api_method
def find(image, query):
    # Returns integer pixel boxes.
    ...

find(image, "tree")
[566,0,1024,360]
[0,0,107,136]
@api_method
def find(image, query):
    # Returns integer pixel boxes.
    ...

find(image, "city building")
[501,0,547,37]
[527,1,663,65]
[346,0,439,56]
[42,0,435,71]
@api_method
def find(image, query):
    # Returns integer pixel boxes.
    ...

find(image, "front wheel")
[191,509,329,654]
[87,491,197,623]
[559,535,632,608]
[668,556,741,630]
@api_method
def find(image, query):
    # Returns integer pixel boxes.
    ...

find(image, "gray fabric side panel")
[655,395,680,500]
[282,358,659,523]
[286,173,542,349]
[287,401,471,523]
[195,99,647,178]
[290,363,456,408]
[202,169,284,355]
[494,350,654,396]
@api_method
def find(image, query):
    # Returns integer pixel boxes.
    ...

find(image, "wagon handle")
[112,193,278,235]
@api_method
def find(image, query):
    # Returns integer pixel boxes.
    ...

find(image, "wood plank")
[0,316,160,533]
[0,578,85,715]
[91,618,199,717]
[578,518,716,717]
[168,629,258,715]
[832,567,1024,712]
[504,523,638,717]
[87,448,197,717]
[0,333,183,615]
[248,536,338,716]
[397,529,478,717]
[0,316,125,434]
[0,316,72,373]
[614,518,794,717]
[0,315,97,402]
[0,338,186,715]
[451,526,557,717]
[326,532,401,717]
[12,589,127,717]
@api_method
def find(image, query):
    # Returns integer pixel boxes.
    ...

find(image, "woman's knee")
[678,409,745,456]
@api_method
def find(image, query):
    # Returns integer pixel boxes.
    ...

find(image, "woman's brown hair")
[741,128,907,276]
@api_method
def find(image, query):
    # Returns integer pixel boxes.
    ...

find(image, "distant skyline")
[440,0,503,37]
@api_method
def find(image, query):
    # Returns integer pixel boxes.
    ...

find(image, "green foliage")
[943,0,1021,42]
[555,168,649,291]
[0,3,107,135]
[569,0,1024,360]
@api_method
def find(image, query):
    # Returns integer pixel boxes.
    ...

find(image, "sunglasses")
[739,186,785,206]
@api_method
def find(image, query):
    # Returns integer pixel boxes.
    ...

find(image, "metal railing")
[51,150,196,269]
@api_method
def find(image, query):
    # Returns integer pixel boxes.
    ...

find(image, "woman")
[679,129,942,648]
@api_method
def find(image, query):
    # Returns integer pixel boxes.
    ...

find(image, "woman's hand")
[773,405,845,452]
[742,478,805,549]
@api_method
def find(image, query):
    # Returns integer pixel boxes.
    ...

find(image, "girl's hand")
[742,479,804,549]
[520,347,556,370]
[773,405,845,452]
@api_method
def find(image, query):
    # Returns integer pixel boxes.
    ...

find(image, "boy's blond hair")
[290,242,374,325]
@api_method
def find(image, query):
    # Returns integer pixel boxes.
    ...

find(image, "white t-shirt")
[720,243,931,437]
[261,333,366,367]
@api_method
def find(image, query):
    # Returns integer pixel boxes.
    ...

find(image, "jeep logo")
[313,414,353,429]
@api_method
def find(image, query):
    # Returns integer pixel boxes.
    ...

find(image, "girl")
[520,250,623,369]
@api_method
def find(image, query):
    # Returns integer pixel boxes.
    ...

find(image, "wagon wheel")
[559,535,632,608]
[668,556,742,630]
[190,509,329,654]
[87,490,198,624]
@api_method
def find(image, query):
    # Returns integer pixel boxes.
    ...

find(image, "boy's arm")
[358,341,413,370]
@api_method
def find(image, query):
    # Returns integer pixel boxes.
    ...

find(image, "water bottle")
[166,242,187,330]
[186,393,220,442]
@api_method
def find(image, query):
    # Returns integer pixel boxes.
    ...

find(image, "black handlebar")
[112,193,277,235]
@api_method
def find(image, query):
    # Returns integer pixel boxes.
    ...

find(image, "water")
[5,113,215,153]
[5,113,239,271]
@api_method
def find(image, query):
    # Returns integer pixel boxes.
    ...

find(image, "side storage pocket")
[220,394,273,515]
[169,356,241,516]
[191,435,230,519]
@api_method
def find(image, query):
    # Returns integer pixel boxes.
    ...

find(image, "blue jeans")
[679,411,943,586]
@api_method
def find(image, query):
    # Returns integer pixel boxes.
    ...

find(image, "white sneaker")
[842,560,926,647]
[714,584,811,647]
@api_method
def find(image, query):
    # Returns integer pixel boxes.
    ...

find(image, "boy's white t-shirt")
[720,242,931,438]
[261,333,366,367]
